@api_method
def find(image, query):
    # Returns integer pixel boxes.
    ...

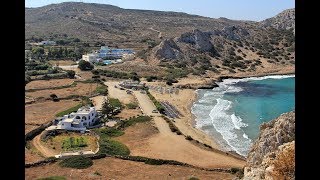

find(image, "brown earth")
[116,116,245,169]
[25,100,78,132]
[26,79,75,90]
[26,82,97,99]
[25,157,237,180]
[49,60,76,66]
[115,108,142,119]
[97,58,167,77]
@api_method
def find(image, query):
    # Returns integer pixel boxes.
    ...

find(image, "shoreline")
[145,67,295,158]
[189,72,295,157]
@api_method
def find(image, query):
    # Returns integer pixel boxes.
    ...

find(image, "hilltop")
[25,2,295,79]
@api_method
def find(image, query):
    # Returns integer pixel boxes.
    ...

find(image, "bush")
[50,94,59,102]
[146,76,158,82]
[59,156,93,169]
[185,135,193,141]
[126,102,138,109]
[66,70,75,78]
[95,85,108,95]
[98,128,124,138]
[78,60,94,71]
[146,91,165,114]
[98,139,130,156]
[121,116,152,128]
[109,98,122,109]
[188,177,200,180]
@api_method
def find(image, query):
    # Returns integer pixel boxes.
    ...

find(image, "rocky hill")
[26,2,295,77]
[260,8,295,33]
[243,111,295,180]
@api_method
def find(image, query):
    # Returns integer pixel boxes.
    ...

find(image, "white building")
[82,53,99,63]
[47,106,98,132]
[39,40,56,46]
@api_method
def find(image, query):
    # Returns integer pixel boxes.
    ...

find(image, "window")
[83,123,87,126]
[82,116,87,120]
[62,123,64,126]
[75,116,80,119]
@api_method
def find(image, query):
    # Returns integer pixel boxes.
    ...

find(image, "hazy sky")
[25,0,295,21]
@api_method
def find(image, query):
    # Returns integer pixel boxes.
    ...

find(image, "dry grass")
[98,58,167,77]
[26,82,96,99]
[25,157,237,180]
[49,60,76,66]
[115,108,142,119]
[271,142,295,179]
[25,100,78,127]
[26,79,75,90]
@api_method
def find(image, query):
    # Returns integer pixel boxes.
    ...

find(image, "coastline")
[145,67,295,158]
[190,71,295,156]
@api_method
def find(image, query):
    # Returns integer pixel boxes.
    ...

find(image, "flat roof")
[63,118,74,123]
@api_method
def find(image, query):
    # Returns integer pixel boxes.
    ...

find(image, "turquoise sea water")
[191,75,295,156]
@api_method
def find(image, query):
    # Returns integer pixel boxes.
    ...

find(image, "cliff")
[243,111,295,180]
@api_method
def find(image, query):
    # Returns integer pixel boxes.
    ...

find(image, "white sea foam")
[231,114,248,130]
[218,74,295,87]
[243,133,250,140]
[191,75,294,156]
[208,98,252,156]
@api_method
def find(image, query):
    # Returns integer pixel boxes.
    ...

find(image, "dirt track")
[32,132,56,157]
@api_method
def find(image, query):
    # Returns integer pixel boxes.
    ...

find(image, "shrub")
[185,135,193,141]
[59,156,93,169]
[109,98,122,109]
[146,91,165,113]
[50,94,59,102]
[95,85,108,95]
[98,139,130,156]
[122,116,152,128]
[66,70,75,78]
[146,76,158,82]
[98,128,124,138]
[93,171,102,176]
[188,177,200,180]
[145,159,165,165]
[126,102,138,109]
[78,60,94,71]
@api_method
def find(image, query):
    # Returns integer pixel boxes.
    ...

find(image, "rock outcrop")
[178,29,215,52]
[243,111,295,180]
[260,8,295,33]
[153,39,182,60]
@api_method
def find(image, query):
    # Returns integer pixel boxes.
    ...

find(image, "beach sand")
[148,88,221,149]
[144,65,295,153]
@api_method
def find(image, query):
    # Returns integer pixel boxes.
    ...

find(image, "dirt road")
[132,91,160,116]
[129,88,245,168]
[104,81,135,104]
[32,132,56,157]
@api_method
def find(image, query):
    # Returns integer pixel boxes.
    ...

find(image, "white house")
[47,106,98,132]
[82,53,99,63]
[39,40,56,46]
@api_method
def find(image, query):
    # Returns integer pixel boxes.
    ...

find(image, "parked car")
[152,110,158,113]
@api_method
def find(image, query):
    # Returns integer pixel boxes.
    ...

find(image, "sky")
[25,0,295,21]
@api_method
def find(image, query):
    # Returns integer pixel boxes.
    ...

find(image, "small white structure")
[47,106,98,132]
[82,53,99,63]
[39,40,56,46]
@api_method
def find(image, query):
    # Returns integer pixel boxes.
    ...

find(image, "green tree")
[66,70,75,78]
[101,101,113,118]
[31,47,45,60]
[78,60,94,71]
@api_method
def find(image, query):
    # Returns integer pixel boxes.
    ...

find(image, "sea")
[191,75,295,157]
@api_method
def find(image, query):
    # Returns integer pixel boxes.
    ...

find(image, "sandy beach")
[145,65,295,153]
